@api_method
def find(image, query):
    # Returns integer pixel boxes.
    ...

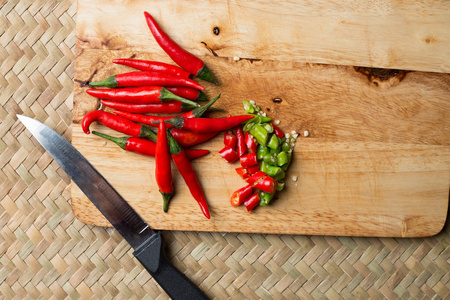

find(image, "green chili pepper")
[254,105,261,112]
[277,151,289,166]
[276,181,285,191]
[263,154,277,166]
[265,165,285,180]
[259,190,275,206]
[267,134,279,149]
[281,152,292,171]
[262,123,273,134]
[281,141,291,152]
[242,100,255,114]
[249,124,268,146]
[257,144,269,160]
[260,160,268,173]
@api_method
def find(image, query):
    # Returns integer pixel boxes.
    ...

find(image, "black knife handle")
[134,232,209,300]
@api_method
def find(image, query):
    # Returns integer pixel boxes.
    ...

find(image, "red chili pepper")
[166,87,207,102]
[144,12,217,84]
[101,100,199,114]
[171,129,218,147]
[235,166,260,179]
[91,131,209,160]
[246,165,259,176]
[254,176,277,194]
[246,171,267,186]
[164,115,254,133]
[113,58,190,78]
[244,131,258,153]
[156,121,173,212]
[90,71,204,90]
[82,110,156,140]
[87,86,200,107]
[218,146,239,163]
[240,153,258,168]
[167,131,210,219]
[224,131,237,149]
[113,93,221,127]
[230,185,253,206]
[114,110,177,128]
[244,192,260,211]
[236,125,246,156]
[272,122,284,138]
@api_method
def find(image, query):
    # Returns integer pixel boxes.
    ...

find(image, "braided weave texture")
[0,1,449,299]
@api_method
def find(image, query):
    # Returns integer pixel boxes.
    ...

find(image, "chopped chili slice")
[235,167,250,179]
[245,131,258,153]
[246,171,267,186]
[224,131,237,149]
[218,146,239,163]
[236,125,247,156]
[230,185,253,206]
[240,153,257,168]
[246,165,259,175]
[253,176,277,194]
[271,122,284,138]
[244,193,260,211]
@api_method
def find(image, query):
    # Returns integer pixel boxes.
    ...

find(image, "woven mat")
[1,1,449,299]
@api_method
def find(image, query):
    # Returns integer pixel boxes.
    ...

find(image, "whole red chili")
[113,58,190,78]
[91,131,209,160]
[82,110,156,140]
[86,86,200,106]
[240,153,258,168]
[164,115,254,133]
[100,100,200,114]
[144,12,217,84]
[218,146,239,163]
[156,121,173,212]
[236,125,246,156]
[244,192,260,212]
[170,129,218,147]
[113,93,221,127]
[230,185,253,206]
[167,131,210,219]
[166,87,207,102]
[90,71,204,90]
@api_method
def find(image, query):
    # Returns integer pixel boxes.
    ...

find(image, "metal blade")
[17,115,156,249]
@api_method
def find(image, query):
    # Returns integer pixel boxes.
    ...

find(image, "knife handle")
[134,232,209,300]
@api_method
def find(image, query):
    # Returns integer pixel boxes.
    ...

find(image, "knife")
[17,115,209,300]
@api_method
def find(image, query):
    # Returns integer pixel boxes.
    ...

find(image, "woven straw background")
[1,0,449,299]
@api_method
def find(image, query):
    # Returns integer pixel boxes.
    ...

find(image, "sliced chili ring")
[253,176,277,194]
[246,171,267,186]
[219,146,239,163]
[230,185,253,206]
[240,152,257,168]
[246,165,259,176]
[236,125,247,156]
[245,131,258,153]
[224,131,237,149]
[244,192,260,211]
[271,122,284,138]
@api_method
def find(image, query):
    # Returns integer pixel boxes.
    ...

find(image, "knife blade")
[17,115,209,300]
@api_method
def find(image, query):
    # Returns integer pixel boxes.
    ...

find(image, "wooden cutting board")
[72,0,450,237]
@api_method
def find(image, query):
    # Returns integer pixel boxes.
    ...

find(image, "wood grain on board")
[73,0,450,237]
[76,0,450,73]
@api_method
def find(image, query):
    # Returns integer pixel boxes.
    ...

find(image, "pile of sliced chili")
[219,100,296,211]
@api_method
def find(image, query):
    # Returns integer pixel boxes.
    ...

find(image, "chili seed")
[304,130,310,137]
[233,56,240,61]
